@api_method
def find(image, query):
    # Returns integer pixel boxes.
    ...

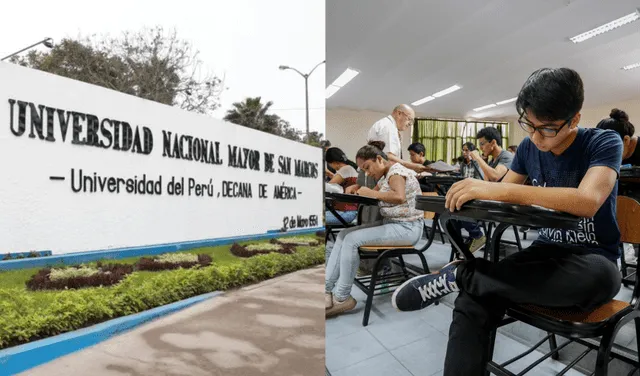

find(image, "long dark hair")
[462,142,475,163]
[325,147,357,170]
[462,141,476,151]
[356,141,388,161]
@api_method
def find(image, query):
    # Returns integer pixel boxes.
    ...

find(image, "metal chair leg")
[416,249,430,274]
[548,333,559,360]
[363,255,383,326]
[594,313,635,376]
[397,255,410,280]
[513,225,523,252]
[485,328,498,376]
[436,220,446,244]
[484,222,495,261]
[635,318,640,368]
[621,248,629,279]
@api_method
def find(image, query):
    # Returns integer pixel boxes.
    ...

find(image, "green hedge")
[0,245,324,349]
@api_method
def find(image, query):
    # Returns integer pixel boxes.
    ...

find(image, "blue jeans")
[456,220,483,239]
[325,210,358,225]
[325,219,424,300]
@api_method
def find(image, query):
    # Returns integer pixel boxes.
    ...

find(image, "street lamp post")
[279,60,325,142]
[1,38,55,61]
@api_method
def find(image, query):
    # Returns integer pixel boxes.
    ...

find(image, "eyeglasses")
[518,113,574,138]
[399,111,414,123]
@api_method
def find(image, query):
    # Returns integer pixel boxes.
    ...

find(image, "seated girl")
[596,108,637,165]
[325,141,424,317]
[325,147,359,225]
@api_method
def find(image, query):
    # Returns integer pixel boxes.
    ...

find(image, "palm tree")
[224,97,277,133]
[224,97,301,142]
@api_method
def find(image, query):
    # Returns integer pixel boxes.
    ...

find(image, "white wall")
[506,97,640,147]
[326,108,413,161]
[0,63,322,254]
[579,98,640,132]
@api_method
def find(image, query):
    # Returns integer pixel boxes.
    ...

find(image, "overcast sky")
[0,0,325,136]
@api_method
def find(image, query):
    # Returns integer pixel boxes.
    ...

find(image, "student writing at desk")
[325,141,424,318]
[596,108,638,263]
[324,147,359,225]
[391,68,622,376]
[407,142,435,191]
[454,142,487,253]
[468,127,513,182]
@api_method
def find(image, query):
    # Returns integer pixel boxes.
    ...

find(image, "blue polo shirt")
[510,128,623,261]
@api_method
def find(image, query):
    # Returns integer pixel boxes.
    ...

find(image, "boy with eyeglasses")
[391,68,622,375]
[467,127,513,182]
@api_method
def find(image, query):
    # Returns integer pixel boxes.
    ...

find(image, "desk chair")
[354,192,439,326]
[619,197,639,288]
[485,196,640,376]
[620,246,637,288]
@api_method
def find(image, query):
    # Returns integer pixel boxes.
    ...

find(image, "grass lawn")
[0,233,324,349]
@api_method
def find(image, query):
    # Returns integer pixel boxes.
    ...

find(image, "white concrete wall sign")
[0,63,322,254]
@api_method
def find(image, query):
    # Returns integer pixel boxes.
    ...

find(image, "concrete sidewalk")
[21,266,325,376]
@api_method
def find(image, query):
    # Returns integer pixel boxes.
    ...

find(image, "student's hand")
[345,185,360,194]
[356,187,377,198]
[325,168,335,179]
[469,150,481,160]
[445,178,496,211]
[416,164,430,173]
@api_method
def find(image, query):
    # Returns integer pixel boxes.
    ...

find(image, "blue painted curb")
[0,291,222,376]
[0,227,324,271]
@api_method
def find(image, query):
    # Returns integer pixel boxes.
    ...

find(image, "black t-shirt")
[622,143,640,166]
[511,128,622,261]
[418,160,435,192]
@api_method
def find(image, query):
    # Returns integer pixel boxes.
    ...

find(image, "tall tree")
[224,97,302,142]
[11,27,224,115]
[302,131,325,147]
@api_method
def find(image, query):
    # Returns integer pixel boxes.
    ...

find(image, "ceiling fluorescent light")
[411,84,461,106]
[325,85,340,99]
[325,67,360,99]
[473,104,497,112]
[622,62,640,71]
[412,96,435,106]
[432,85,461,98]
[570,9,640,43]
[496,97,517,105]
[331,68,359,87]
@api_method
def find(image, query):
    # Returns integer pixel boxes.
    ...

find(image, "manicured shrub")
[25,263,134,291]
[271,236,319,246]
[229,242,295,258]
[135,253,212,271]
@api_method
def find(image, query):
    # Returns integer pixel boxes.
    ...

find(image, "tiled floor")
[326,224,639,375]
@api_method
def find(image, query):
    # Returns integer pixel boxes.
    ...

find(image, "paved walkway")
[22,266,325,376]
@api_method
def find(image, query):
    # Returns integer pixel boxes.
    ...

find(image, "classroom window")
[412,118,509,164]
